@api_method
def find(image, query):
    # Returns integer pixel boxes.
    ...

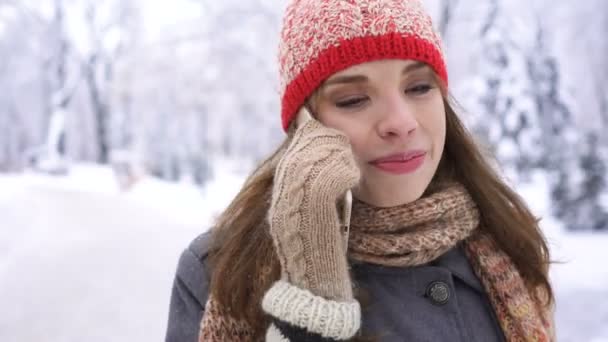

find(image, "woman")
[165,0,555,341]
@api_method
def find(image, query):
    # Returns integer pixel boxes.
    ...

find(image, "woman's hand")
[268,119,360,301]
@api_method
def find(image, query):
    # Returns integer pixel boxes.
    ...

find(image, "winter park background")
[0,0,607,341]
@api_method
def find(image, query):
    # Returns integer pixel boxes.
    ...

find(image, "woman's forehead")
[324,60,432,85]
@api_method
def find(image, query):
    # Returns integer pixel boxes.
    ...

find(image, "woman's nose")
[376,96,419,139]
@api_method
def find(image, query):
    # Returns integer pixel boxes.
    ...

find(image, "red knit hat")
[278,0,448,131]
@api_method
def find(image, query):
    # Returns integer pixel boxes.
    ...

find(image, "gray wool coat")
[165,231,506,342]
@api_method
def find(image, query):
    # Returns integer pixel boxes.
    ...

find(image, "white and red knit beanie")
[278,0,448,131]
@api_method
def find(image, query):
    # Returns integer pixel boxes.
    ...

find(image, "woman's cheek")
[349,143,368,171]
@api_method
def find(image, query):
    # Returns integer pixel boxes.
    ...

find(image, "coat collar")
[431,243,484,292]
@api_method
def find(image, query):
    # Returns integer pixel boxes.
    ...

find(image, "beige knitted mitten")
[268,119,360,301]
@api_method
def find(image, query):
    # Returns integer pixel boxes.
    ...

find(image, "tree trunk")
[84,55,110,164]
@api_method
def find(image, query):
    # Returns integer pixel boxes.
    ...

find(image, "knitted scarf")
[199,184,555,341]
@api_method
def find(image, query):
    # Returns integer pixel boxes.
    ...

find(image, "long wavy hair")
[205,77,554,340]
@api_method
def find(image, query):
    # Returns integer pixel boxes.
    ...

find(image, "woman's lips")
[369,151,427,174]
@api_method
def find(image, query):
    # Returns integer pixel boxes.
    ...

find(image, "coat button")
[426,281,450,305]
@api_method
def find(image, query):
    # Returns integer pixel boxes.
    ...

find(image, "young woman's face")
[313,59,446,207]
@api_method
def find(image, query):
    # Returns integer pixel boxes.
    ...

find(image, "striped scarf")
[199,184,555,341]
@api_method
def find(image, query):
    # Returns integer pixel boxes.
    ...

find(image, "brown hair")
[206,85,553,340]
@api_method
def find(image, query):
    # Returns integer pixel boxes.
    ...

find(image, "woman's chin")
[354,178,429,207]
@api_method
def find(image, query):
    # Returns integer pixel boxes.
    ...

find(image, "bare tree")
[80,0,137,164]
[39,0,81,172]
[0,0,80,171]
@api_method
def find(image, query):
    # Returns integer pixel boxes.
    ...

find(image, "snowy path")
[0,184,205,342]
[549,232,608,342]
[0,171,214,342]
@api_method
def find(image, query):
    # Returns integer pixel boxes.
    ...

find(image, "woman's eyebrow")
[402,61,428,75]
[323,74,368,87]
[322,62,430,88]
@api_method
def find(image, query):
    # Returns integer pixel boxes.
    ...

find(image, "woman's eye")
[335,97,368,108]
[406,84,433,95]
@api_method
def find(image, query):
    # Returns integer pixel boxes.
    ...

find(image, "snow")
[0,163,244,342]
[517,170,608,342]
[1,164,607,341]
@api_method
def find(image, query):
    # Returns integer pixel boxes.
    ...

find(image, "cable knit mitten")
[262,119,361,341]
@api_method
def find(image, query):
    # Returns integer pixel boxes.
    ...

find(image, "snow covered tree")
[527,0,608,231]
[470,0,544,182]
[552,133,608,231]
[443,0,607,231]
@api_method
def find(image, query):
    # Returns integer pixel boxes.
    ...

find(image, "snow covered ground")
[0,164,606,341]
